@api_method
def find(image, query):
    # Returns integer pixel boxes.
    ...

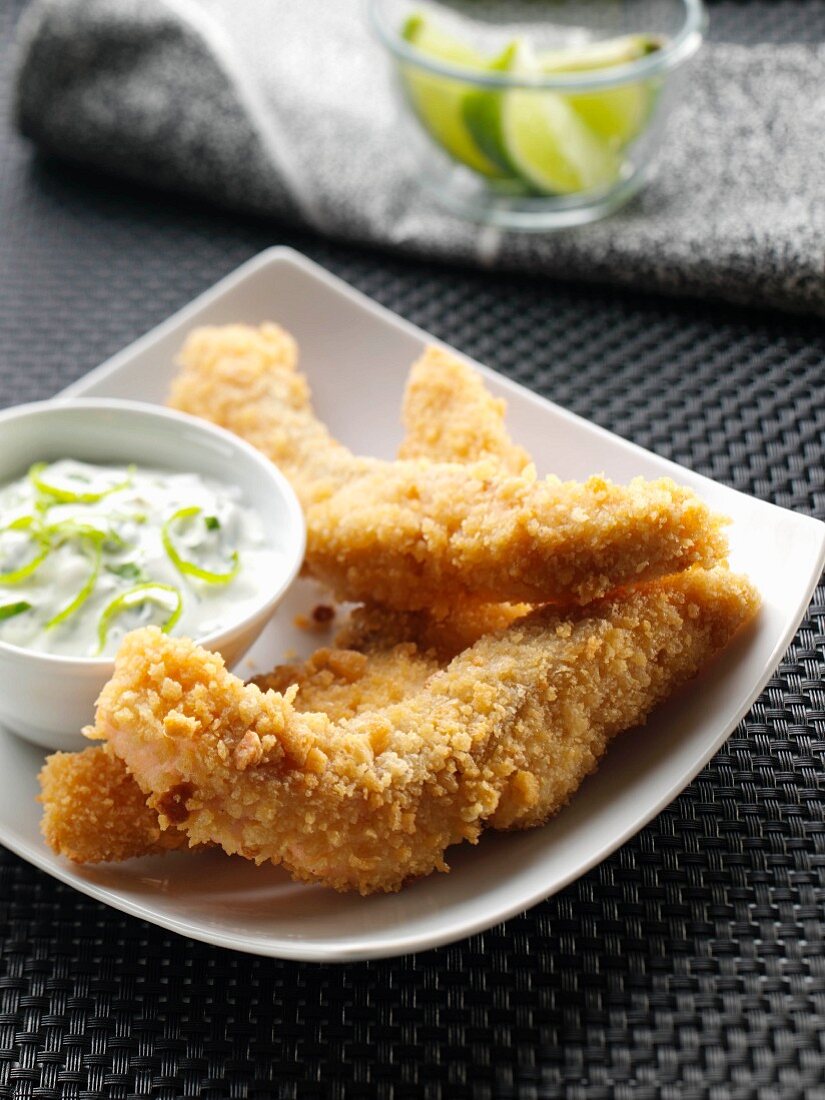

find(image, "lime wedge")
[539,34,661,74]
[501,85,622,195]
[399,15,658,193]
[399,14,512,178]
[461,40,522,174]
[465,40,620,196]
[540,35,662,148]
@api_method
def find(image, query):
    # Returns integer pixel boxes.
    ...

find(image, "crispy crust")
[251,643,438,716]
[398,346,531,473]
[38,347,532,866]
[91,567,759,893]
[39,745,187,863]
[336,602,528,664]
[40,335,751,884]
[168,324,729,610]
[39,638,439,864]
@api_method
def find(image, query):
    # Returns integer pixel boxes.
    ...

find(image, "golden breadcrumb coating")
[39,744,187,863]
[398,346,531,473]
[395,350,531,634]
[167,324,728,609]
[40,338,751,881]
[90,567,759,893]
[337,601,528,664]
[38,638,440,864]
[36,618,492,866]
[251,643,439,716]
[37,353,530,867]
[39,640,438,863]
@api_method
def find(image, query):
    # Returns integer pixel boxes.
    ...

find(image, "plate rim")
[3,245,823,962]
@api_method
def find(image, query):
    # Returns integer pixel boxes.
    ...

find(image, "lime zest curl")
[96,583,183,655]
[0,516,51,584]
[43,519,126,550]
[45,537,102,630]
[162,506,240,585]
[29,461,134,504]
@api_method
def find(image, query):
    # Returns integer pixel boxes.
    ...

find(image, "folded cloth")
[13,0,825,314]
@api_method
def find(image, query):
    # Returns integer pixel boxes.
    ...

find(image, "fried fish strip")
[39,638,441,864]
[336,601,526,664]
[398,346,531,473]
[250,642,438,714]
[39,355,531,865]
[168,324,728,610]
[39,744,186,864]
[38,592,528,864]
[90,566,758,893]
[393,349,532,642]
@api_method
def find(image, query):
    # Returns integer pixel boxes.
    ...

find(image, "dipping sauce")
[0,460,274,658]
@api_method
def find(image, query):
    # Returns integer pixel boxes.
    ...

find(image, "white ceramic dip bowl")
[0,399,305,750]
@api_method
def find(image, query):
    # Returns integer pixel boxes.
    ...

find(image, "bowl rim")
[369,0,706,91]
[0,397,306,669]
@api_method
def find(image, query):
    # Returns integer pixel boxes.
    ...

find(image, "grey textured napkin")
[13,0,825,314]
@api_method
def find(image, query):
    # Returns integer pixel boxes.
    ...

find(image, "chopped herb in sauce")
[0,460,272,657]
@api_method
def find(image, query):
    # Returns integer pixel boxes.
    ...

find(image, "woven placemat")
[1,2,824,1097]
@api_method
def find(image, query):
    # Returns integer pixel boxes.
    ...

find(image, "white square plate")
[1,248,823,962]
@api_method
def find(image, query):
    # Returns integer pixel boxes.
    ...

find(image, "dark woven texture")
[2,3,825,1097]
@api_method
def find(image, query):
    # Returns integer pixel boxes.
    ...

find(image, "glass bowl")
[370,0,705,229]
